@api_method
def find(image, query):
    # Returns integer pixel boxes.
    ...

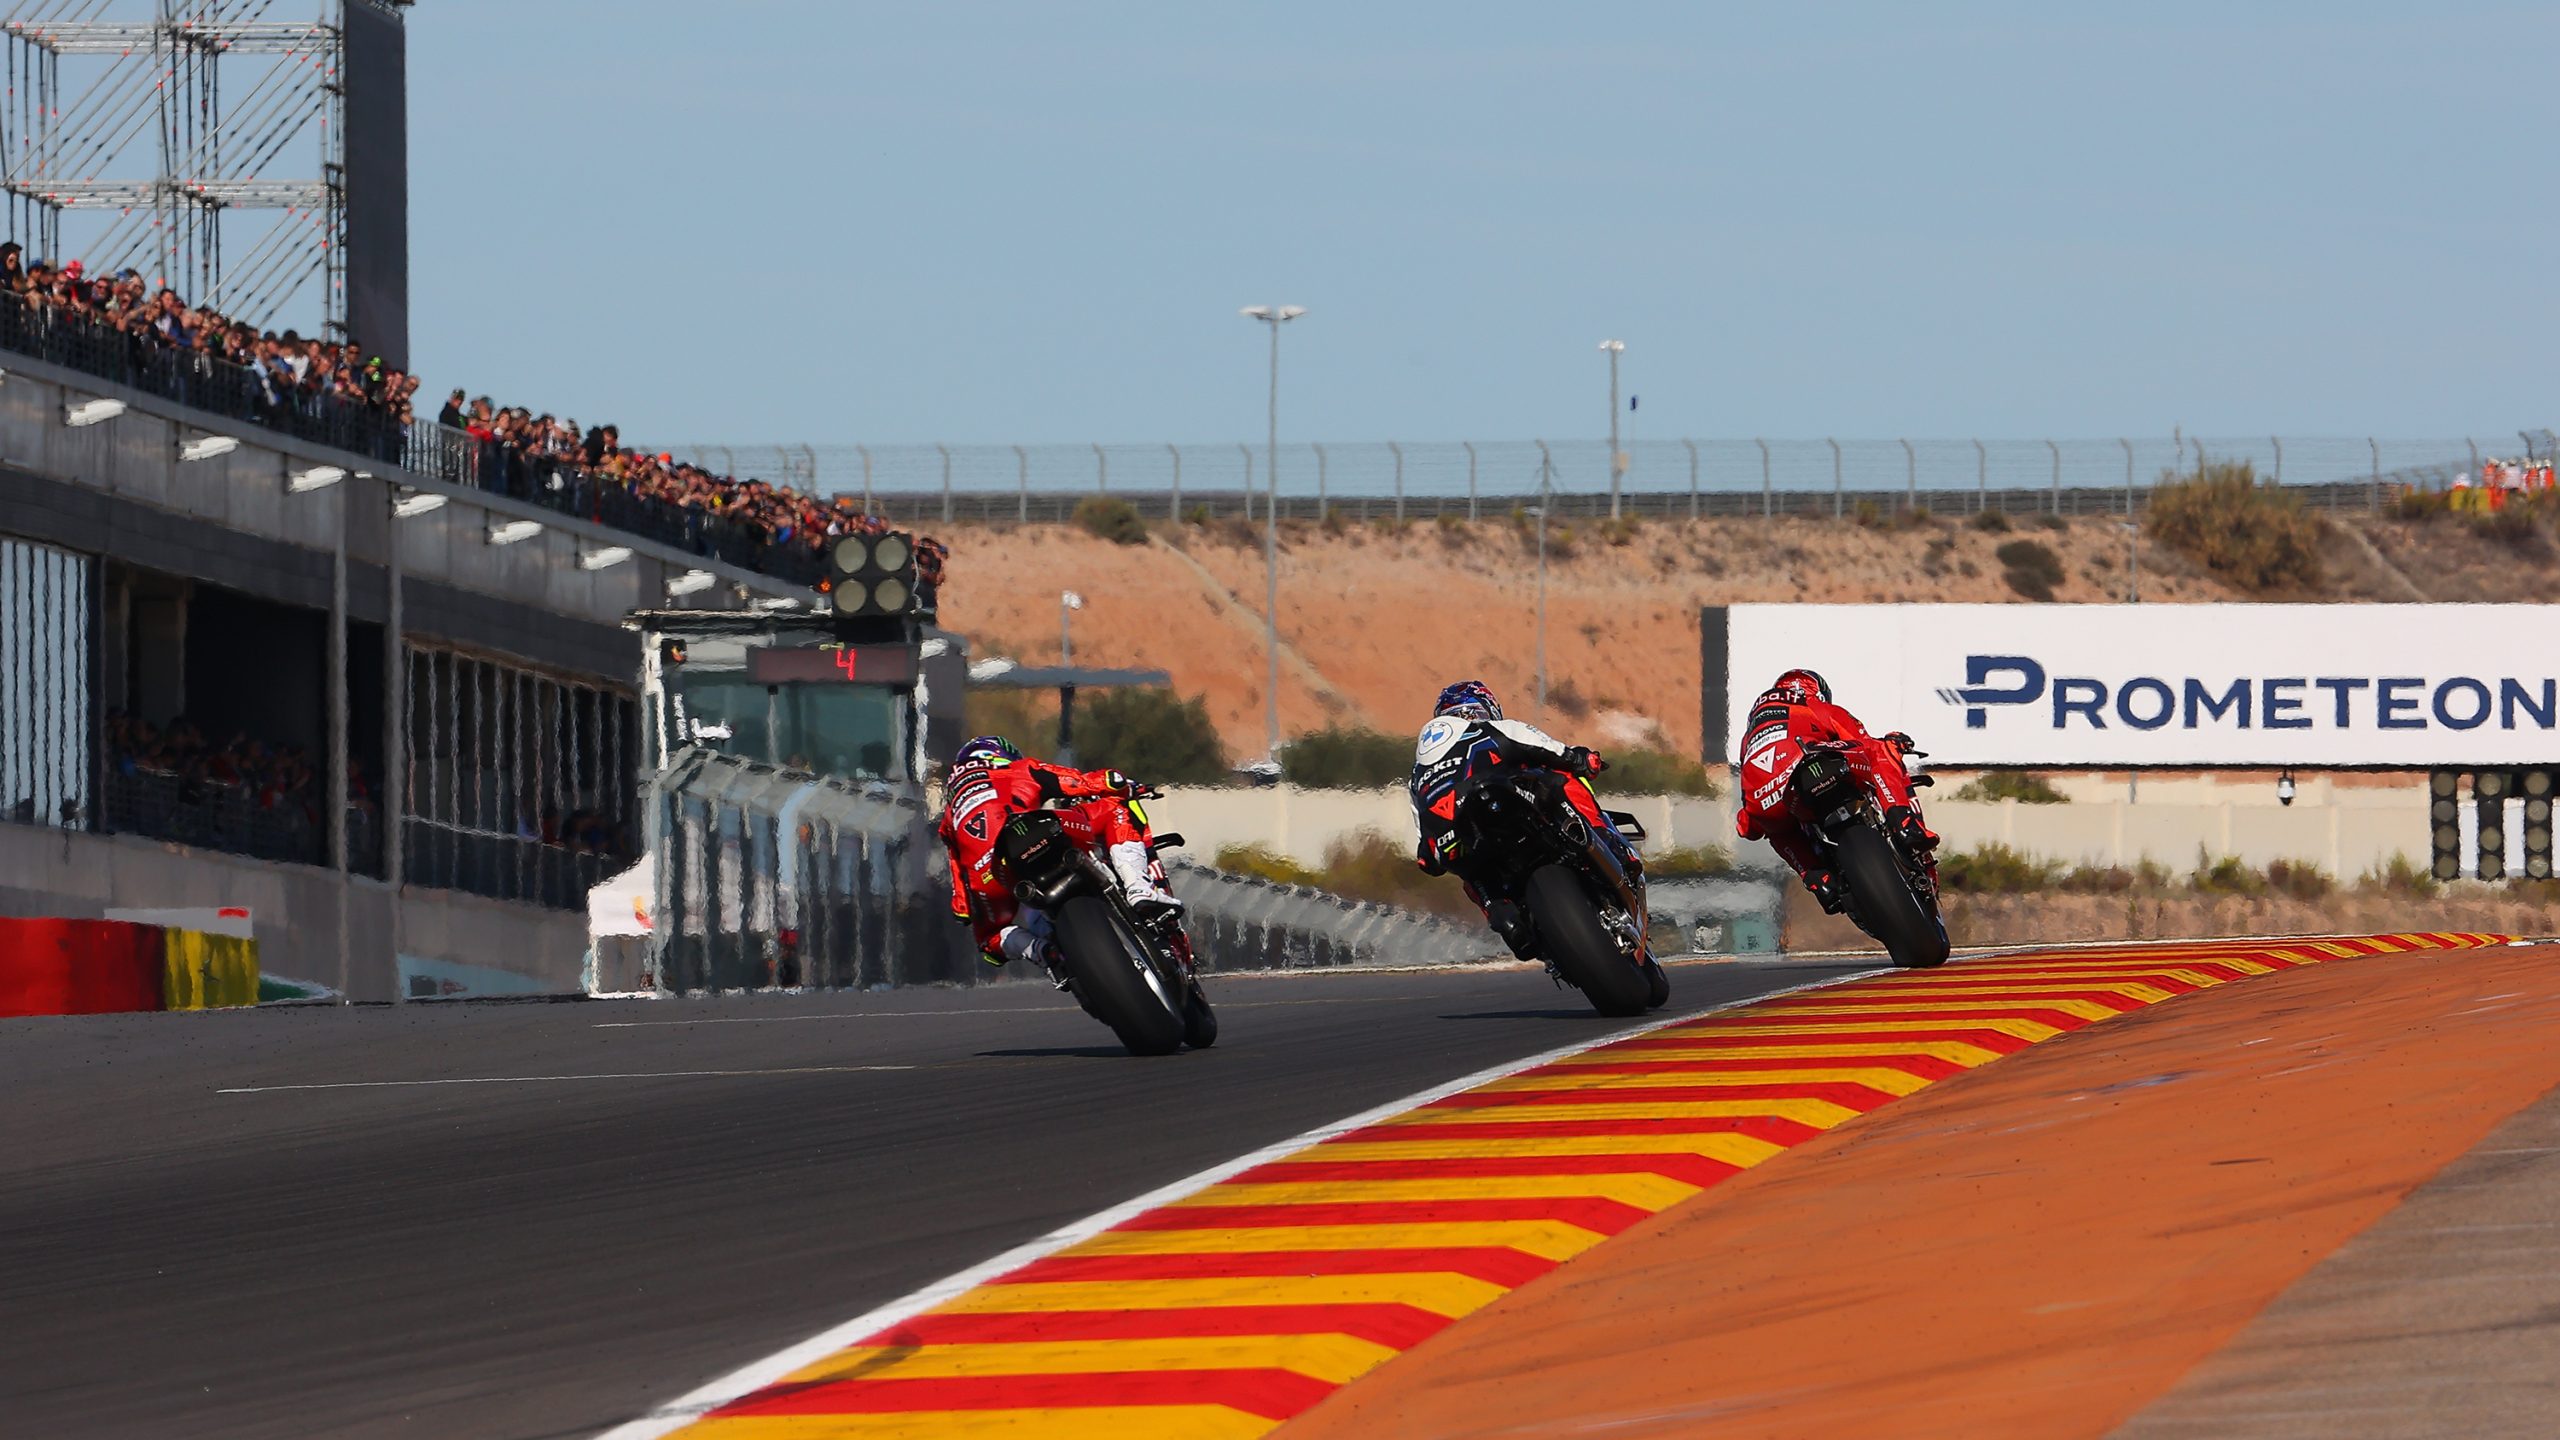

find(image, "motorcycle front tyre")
[1524,864,1654,1017]
[1051,895,1188,1054]
[1836,821,1951,968]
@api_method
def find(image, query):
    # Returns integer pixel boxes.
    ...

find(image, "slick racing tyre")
[1836,821,1951,969]
[1180,986,1219,1049]
[1525,865,1653,1017]
[1052,895,1187,1054]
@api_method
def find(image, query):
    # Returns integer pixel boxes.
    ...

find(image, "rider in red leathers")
[937,735,1180,968]
[1734,669,1937,913]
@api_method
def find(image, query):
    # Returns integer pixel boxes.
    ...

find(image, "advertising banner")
[1716,604,2560,767]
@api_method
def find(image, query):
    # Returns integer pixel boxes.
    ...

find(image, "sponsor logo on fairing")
[1937,654,2560,735]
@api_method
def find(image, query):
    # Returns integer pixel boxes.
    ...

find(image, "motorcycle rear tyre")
[1525,865,1653,1017]
[1837,821,1950,968]
[1642,957,1671,1009]
[1052,895,1187,1054]
[1181,986,1219,1049]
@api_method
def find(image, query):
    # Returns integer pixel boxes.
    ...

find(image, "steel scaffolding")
[2,0,347,337]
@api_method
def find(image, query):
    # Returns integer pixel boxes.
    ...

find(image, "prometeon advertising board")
[1710,604,2560,768]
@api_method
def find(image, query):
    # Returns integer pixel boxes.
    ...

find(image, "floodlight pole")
[1601,340,1626,519]
[1242,304,1307,762]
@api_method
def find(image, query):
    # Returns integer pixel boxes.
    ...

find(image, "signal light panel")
[822,531,918,619]
[2430,768,2555,881]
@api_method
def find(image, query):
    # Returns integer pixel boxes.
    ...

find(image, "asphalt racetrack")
[0,957,1866,1439]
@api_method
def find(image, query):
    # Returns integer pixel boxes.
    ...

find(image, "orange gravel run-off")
[1279,941,2560,1440]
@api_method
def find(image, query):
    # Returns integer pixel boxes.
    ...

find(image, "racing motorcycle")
[992,790,1217,1055]
[1447,751,1669,1017]
[1786,741,1950,968]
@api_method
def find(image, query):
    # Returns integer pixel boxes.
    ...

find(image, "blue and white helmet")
[1433,679,1502,723]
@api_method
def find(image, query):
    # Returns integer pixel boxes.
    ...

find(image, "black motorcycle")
[1448,755,1669,1017]
[992,793,1216,1055]
[1786,742,1949,968]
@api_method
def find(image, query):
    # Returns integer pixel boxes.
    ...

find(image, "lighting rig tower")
[1,0,406,351]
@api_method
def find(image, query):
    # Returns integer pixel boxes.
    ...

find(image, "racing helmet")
[1433,679,1503,723]
[952,735,1023,770]
[1769,668,1832,706]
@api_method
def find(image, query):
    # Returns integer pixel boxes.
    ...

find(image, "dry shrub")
[2144,460,2327,592]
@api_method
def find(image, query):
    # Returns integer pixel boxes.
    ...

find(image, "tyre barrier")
[0,918,260,1017]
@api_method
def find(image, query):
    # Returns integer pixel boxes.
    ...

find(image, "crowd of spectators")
[0,245,947,598]
[99,710,370,868]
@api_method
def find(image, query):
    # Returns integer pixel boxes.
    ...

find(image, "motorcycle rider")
[1734,668,1936,913]
[1409,679,1635,960]
[936,735,1180,968]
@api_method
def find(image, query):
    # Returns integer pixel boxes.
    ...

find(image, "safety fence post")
[1390,441,1404,523]
[1683,438,1699,520]
[1168,443,1182,520]
[1464,441,1478,521]
[938,443,953,524]
[1827,437,1842,519]
[2047,439,2060,515]
[1900,437,1915,513]
[1756,438,1771,519]
[1009,445,1024,524]
[1239,443,1254,523]
[1314,444,1328,519]
[1973,438,1986,513]
[1094,442,1107,494]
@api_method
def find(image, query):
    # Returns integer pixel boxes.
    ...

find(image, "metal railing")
[689,435,2551,525]
[1169,858,1493,971]
[0,293,829,583]
[643,748,1505,995]
[0,293,409,460]
[97,768,379,874]
[647,748,960,993]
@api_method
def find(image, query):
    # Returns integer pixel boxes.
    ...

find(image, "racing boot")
[1807,869,1849,915]
[1109,841,1184,917]
[1485,898,1539,961]
[1886,804,1939,855]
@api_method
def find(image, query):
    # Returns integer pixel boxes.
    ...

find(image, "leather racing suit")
[1734,688,1932,903]
[937,756,1166,965]
[1409,714,1633,955]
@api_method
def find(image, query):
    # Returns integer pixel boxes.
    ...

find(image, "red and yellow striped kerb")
[672,932,2503,1439]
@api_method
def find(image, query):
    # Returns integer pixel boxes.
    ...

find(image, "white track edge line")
[594,965,1888,1440]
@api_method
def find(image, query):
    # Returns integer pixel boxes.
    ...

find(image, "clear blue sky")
[408,2,2556,447]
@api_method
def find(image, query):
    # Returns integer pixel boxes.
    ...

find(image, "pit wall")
[0,825,589,1003]
[1153,772,2430,880]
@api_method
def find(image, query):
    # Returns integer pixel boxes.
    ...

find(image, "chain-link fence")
[677,434,2554,526]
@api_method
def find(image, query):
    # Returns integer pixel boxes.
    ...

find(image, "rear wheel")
[1052,895,1186,1054]
[1643,957,1671,1009]
[1525,865,1652,1017]
[1836,821,1950,968]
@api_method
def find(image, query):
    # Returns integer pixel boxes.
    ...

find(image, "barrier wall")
[1157,777,2434,881]
[0,916,258,1017]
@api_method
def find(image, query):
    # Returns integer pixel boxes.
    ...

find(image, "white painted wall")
[1151,775,2431,881]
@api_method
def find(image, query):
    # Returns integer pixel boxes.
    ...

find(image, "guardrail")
[1168,858,1494,971]
[641,748,1505,994]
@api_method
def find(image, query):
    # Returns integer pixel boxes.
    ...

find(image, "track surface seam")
[621,932,2500,1439]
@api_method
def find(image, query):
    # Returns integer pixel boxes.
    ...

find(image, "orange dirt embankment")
[932,511,2547,760]
[1277,942,2560,1440]
[936,516,2248,758]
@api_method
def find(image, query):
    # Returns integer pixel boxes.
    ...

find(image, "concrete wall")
[0,824,587,1001]
[1154,775,2432,882]
[0,348,802,658]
